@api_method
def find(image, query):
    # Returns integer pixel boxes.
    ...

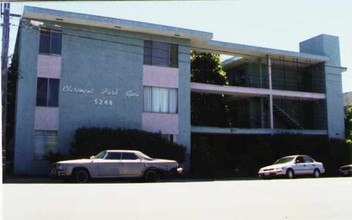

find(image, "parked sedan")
[50,150,183,183]
[258,155,325,179]
[339,164,352,176]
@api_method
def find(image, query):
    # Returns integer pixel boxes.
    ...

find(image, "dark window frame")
[144,40,178,68]
[36,77,60,107]
[39,28,62,55]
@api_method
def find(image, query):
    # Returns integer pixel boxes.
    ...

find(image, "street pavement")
[2,177,352,220]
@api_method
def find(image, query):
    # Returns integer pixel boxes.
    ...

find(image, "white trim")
[191,82,326,100]
[191,126,328,136]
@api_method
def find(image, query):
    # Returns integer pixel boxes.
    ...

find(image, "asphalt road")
[2,177,351,220]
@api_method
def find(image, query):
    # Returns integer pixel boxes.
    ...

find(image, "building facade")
[13,6,346,174]
[344,92,352,107]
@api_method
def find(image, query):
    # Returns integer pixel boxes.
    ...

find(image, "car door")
[97,152,123,177]
[121,152,146,177]
[293,156,306,175]
[303,156,315,174]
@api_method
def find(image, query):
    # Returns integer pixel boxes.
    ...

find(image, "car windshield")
[273,156,295,164]
[94,151,106,159]
[136,152,153,161]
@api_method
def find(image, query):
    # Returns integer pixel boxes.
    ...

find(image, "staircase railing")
[272,102,304,129]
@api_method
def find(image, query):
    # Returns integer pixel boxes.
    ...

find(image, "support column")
[300,34,345,139]
[267,55,274,129]
[258,58,265,128]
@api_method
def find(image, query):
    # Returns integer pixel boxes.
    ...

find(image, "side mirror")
[295,160,300,164]
[90,156,95,159]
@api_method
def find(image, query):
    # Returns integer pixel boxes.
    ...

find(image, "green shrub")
[191,136,217,178]
[70,127,186,163]
[190,134,352,178]
[45,151,68,163]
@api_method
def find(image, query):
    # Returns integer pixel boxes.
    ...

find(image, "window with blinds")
[144,86,178,113]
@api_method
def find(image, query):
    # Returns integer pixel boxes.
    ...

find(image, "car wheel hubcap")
[146,171,158,182]
[76,171,88,183]
[314,170,320,178]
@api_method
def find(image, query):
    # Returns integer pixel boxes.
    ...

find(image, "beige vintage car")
[50,150,183,183]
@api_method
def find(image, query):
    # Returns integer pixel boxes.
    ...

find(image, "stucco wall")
[14,22,191,174]
[300,34,345,139]
[58,26,145,156]
[14,26,49,174]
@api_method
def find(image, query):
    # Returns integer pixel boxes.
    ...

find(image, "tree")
[191,51,227,85]
[4,55,18,174]
[345,106,352,143]
[190,51,230,127]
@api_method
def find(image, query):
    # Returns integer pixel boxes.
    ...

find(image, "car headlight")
[56,164,64,170]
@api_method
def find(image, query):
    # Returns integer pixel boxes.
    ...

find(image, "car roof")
[283,155,311,157]
[105,150,141,153]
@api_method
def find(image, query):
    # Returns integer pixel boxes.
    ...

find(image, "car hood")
[260,163,291,170]
[149,158,178,164]
[56,159,92,164]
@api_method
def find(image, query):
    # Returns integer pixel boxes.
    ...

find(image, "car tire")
[286,169,294,179]
[144,170,160,182]
[72,168,90,183]
[313,169,321,178]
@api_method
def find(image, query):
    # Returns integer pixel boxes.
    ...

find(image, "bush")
[45,151,68,163]
[70,127,187,163]
[190,136,217,178]
[191,134,352,178]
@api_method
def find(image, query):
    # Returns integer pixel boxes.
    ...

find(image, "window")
[36,77,60,107]
[161,134,177,143]
[303,156,314,163]
[144,87,177,113]
[296,156,304,163]
[144,40,178,68]
[39,28,62,55]
[106,152,122,160]
[34,130,58,160]
[122,153,139,160]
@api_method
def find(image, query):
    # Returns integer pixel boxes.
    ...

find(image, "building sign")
[62,85,140,106]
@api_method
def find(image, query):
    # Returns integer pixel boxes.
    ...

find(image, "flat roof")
[23,6,213,45]
[23,6,332,65]
[199,40,329,65]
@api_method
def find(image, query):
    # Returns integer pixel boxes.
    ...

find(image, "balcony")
[225,61,325,93]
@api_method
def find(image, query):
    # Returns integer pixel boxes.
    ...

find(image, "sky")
[4,0,352,92]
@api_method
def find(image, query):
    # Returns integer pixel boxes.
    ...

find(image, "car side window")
[303,156,314,163]
[296,156,304,163]
[122,153,139,160]
[105,152,122,160]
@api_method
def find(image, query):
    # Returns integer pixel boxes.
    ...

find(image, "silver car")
[258,155,325,179]
[339,164,352,176]
[50,150,183,183]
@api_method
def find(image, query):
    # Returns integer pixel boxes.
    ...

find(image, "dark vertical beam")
[2,3,10,153]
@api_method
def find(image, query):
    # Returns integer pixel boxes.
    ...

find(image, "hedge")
[191,134,352,178]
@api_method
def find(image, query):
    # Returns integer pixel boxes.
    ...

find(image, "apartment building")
[13,6,346,174]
